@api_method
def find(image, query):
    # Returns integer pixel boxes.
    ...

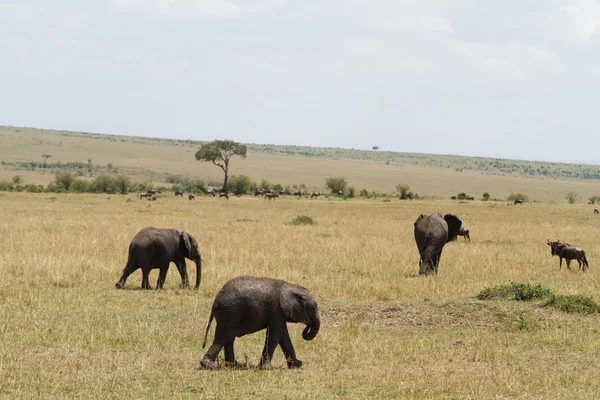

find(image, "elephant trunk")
[194,256,202,290]
[302,315,320,341]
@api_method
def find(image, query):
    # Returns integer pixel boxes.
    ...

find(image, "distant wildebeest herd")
[112,190,591,371]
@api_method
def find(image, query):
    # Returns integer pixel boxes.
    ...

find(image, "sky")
[1,1,600,163]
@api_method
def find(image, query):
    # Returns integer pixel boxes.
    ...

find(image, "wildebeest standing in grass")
[514,199,523,205]
[547,240,589,272]
[414,213,462,275]
[594,208,599,214]
[115,227,203,290]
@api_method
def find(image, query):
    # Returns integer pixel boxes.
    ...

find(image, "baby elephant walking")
[115,227,203,290]
[200,276,320,370]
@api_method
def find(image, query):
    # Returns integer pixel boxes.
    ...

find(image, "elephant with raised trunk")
[115,227,202,290]
[414,213,462,275]
[200,276,320,370]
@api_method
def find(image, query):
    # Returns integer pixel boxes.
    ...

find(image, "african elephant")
[200,276,320,370]
[414,213,462,275]
[115,227,202,290]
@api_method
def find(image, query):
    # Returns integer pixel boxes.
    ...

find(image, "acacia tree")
[195,140,247,192]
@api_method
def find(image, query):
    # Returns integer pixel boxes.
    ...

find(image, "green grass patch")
[477,281,552,301]
[544,295,600,314]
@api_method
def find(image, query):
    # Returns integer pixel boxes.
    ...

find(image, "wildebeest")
[140,193,151,199]
[174,191,183,196]
[547,240,589,271]
[206,189,216,197]
[265,193,279,200]
[219,192,229,200]
[450,196,457,200]
[310,192,320,198]
[255,189,265,196]
[294,190,302,197]
[147,195,157,201]
[188,194,195,200]
[514,199,523,205]
[594,208,599,214]
[147,189,157,195]
[467,196,475,201]
[452,227,470,241]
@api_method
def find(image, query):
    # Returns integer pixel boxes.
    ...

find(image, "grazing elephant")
[200,276,320,370]
[115,227,202,290]
[414,213,462,275]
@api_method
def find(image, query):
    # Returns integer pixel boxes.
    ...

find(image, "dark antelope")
[547,240,589,272]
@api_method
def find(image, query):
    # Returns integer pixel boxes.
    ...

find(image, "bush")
[25,184,44,193]
[565,191,578,204]
[0,180,12,191]
[325,177,347,194]
[12,175,23,185]
[290,215,315,225]
[482,192,490,201]
[272,183,284,194]
[544,295,600,314]
[477,281,552,301]
[588,195,600,204]
[55,172,76,191]
[457,192,469,200]
[260,179,273,191]
[359,188,370,198]
[227,175,254,195]
[348,187,355,198]
[396,184,410,199]
[70,179,92,193]
[507,193,529,202]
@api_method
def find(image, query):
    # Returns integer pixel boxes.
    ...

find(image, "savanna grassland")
[4,125,600,202]
[1,192,599,399]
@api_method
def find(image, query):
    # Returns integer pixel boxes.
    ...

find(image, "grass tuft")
[477,281,552,301]
[290,215,316,225]
[544,295,600,314]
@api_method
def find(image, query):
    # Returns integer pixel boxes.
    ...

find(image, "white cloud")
[549,0,600,42]
[244,0,283,14]
[116,0,241,19]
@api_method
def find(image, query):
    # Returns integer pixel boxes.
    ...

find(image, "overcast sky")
[1,1,600,163]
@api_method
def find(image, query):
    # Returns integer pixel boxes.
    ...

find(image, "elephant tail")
[202,306,216,348]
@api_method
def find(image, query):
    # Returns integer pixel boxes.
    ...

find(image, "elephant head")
[180,231,202,289]
[280,283,320,341]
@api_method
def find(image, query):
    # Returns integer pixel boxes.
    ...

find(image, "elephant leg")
[259,324,283,369]
[175,259,189,289]
[115,259,138,289]
[200,325,235,370]
[156,266,168,289]
[279,325,302,369]
[223,340,241,368]
[433,252,442,274]
[141,268,151,290]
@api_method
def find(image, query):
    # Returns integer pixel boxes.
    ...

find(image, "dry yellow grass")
[0,193,599,399]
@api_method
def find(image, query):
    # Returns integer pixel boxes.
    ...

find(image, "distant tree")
[359,188,370,197]
[372,146,379,151]
[195,140,247,191]
[457,192,469,200]
[12,175,23,185]
[482,192,490,201]
[396,184,411,199]
[272,183,284,194]
[325,177,348,194]
[565,191,578,204]
[42,154,52,168]
[227,175,254,195]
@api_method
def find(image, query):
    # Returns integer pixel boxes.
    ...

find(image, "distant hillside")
[2,125,600,202]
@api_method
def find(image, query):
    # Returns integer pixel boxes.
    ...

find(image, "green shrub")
[227,175,254,195]
[0,181,12,191]
[325,177,347,194]
[359,188,370,198]
[348,187,355,198]
[290,215,315,225]
[477,281,552,301]
[544,295,600,314]
[25,184,44,193]
[457,192,469,200]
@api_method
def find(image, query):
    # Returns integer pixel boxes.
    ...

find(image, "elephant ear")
[280,283,310,324]
[414,213,426,226]
[443,214,462,243]
[180,231,193,256]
